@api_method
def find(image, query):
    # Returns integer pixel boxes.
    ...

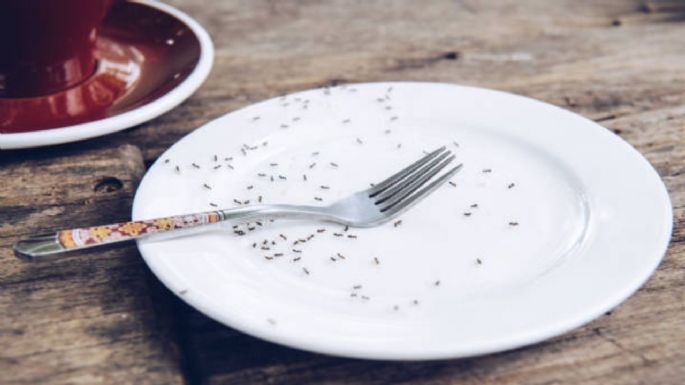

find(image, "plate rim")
[132,81,673,360]
[0,0,214,150]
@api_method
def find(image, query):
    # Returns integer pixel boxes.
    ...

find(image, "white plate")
[0,0,213,150]
[133,82,672,360]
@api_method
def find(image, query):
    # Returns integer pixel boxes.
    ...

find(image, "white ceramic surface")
[0,0,214,150]
[133,82,672,360]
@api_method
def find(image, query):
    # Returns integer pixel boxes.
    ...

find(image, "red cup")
[0,0,115,98]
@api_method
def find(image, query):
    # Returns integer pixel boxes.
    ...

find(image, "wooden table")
[2,1,684,384]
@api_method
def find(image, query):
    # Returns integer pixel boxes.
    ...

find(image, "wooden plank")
[0,145,185,385]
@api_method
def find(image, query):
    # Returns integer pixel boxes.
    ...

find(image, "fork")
[14,147,462,261]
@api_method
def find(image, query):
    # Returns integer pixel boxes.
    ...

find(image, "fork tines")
[368,147,462,214]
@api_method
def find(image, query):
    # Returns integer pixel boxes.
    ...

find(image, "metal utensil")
[14,147,462,260]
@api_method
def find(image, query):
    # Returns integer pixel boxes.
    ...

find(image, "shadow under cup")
[0,0,114,98]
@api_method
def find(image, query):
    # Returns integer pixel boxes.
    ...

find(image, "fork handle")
[14,204,335,261]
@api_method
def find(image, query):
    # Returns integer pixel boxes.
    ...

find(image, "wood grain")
[0,146,185,385]
[1,0,684,384]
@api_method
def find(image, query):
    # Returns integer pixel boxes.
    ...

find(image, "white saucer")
[132,82,672,360]
[0,0,213,150]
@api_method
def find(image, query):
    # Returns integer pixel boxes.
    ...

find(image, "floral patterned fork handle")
[13,210,224,261]
[13,202,337,261]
